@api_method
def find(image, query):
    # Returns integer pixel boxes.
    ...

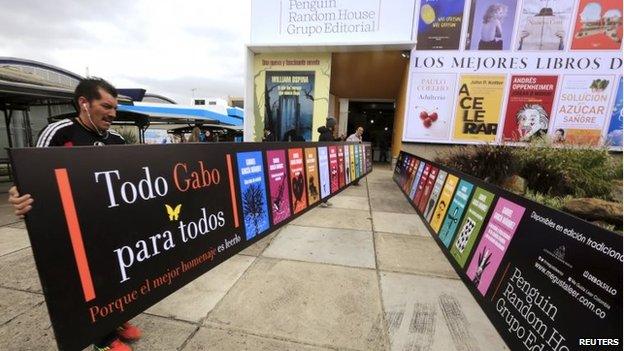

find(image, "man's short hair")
[74,77,117,108]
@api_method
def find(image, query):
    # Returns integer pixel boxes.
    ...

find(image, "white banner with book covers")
[404,0,623,150]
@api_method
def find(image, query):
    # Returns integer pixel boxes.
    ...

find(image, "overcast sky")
[0,0,251,104]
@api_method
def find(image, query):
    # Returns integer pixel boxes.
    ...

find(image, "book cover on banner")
[405,73,457,142]
[354,145,361,178]
[344,145,352,184]
[403,158,417,194]
[266,150,292,225]
[502,75,558,142]
[404,158,419,193]
[464,0,518,50]
[349,145,356,181]
[515,0,574,50]
[409,162,426,200]
[417,167,440,213]
[337,146,345,188]
[439,179,475,247]
[329,146,339,193]
[365,145,373,173]
[453,75,506,142]
[265,71,315,141]
[236,151,270,240]
[551,75,615,146]
[416,0,466,50]
[449,187,495,267]
[304,147,321,205]
[425,170,448,221]
[413,164,433,205]
[466,197,526,296]
[430,174,459,233]
[318,146,331,199]
[400,155,412,189]
[571,0,623,50]
[288,148,307,214]
[359,145,366,175]
[605,77,623,147]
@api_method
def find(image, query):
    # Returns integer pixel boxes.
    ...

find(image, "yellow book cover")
[453,75,505,142]
[430,174,459,233]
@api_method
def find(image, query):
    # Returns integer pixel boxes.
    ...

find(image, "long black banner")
[9,141,372,351]
[394,151,622,350]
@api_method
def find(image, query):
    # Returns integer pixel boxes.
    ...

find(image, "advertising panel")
[394,151,623,351]
[267,149,292,225]
[453,75,506,142]
[288,148,307,213]
[438,179,474,247]
[9,142,373,351]
[502,75,558,142]
[318,146,331,199]
[551,75,615,146]
[430,174,459,232]
[449,187,495,267]
[464,0,518,51]
[251,0,417,46]
[416,0,466,50]
[304,147,321,205]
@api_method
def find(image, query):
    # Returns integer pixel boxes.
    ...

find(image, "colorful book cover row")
[394,152,526,296]
[236,144,371,241]
[416,0,623,51]
[405,73,623,147]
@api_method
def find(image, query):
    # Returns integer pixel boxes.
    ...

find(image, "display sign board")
[394,150,623,350]
[250,0,416,46]
[405,0,623,150]
[9,141,371,351]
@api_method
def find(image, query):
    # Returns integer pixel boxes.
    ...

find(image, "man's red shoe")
[93,338,132,351]
[117,322,142,342]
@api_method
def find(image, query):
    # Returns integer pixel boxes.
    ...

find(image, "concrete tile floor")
[0,165,508,350]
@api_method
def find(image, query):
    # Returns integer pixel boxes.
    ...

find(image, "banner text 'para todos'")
[10,141,372,351]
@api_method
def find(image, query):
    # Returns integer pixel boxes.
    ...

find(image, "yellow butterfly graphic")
[165,204,182,221]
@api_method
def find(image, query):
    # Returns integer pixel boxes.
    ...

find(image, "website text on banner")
[394,150,622,351]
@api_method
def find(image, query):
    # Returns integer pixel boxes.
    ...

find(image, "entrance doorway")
[347,101,394,163]
[329,50,409,164]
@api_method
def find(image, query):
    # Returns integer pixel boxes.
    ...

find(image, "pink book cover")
[466,197,526,296]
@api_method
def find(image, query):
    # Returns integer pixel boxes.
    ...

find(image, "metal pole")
[25,108,34,146]
[3,109,13,148]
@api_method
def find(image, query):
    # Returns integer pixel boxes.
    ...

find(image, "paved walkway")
[0,166,508,350]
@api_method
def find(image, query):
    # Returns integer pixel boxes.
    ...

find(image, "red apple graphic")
[423,118,432,128]
[419,111,428,120]
[429,112,438,122]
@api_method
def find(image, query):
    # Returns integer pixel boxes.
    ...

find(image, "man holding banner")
[8,78,141,351]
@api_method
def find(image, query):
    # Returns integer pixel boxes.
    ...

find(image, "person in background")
[346,126,364,185]
[200,129,209,142]
[346,126,363,143]
[188,126,201,142]
[7,78,142,351]
[317,117,344,142]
